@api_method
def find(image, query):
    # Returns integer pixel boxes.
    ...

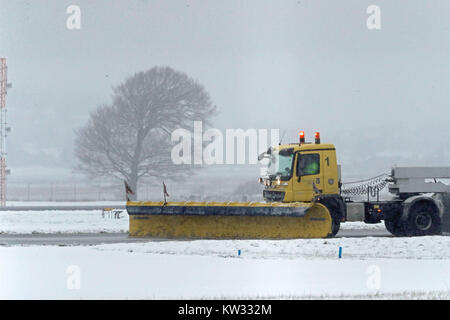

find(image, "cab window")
[297,153,320,176]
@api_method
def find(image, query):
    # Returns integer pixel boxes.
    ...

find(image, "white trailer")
[345,166,450,236]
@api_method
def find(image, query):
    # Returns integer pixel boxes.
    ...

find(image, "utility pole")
[0,58,11,207]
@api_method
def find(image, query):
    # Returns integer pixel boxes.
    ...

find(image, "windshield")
[266,149,294,179]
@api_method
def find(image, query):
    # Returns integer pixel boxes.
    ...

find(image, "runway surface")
[0,229,397,246]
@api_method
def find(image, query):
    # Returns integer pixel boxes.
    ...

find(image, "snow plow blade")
[126,201,332,239]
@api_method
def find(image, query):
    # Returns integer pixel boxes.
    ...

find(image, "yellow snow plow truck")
[126,131,450,239]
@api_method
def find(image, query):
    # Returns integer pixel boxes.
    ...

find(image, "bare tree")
[74,66,217,199]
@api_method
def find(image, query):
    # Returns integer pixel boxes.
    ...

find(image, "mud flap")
[127,201,332,239]
[433,193,450,232]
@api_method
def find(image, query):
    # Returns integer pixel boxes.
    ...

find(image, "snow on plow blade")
[126,201,332,239]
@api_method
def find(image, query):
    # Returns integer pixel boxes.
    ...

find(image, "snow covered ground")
[0,207,384,234]
[340,221,385,230]
[5,201,126,207]
[0,206,448,299]
[0,209,129,234]
[0,242,449,299]
[95,236,450,260]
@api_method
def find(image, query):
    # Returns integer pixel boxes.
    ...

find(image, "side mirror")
[257,147,272,161]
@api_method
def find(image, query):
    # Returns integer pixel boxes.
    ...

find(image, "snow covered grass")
[0,207,448,299]
[0,245,449,299]
[5,201,125,207]
[211,291,450,300]
[95,235,450,260]
[0,209,128,234]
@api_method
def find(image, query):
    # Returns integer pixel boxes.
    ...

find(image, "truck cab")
[261,133,340,203]
[259,132,345,236]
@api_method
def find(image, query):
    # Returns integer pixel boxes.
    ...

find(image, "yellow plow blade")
[127,201,332,239]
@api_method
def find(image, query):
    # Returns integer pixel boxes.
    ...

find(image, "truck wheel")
[384,219,407,237]
[326,218,340,238]
[331,218,340,237]
[407,201,441,236]
[318,197,344,238]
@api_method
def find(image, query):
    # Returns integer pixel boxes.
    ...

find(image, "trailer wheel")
[407,201,441,236]
[384,219,407,237]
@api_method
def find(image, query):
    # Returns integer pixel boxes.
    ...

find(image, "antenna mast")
[0,58,10,206]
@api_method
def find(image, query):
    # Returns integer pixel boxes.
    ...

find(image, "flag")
[163,182,170,197]
[163,182,169,204]
[124,181,134,201]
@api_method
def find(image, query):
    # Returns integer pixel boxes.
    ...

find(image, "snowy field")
[95,236,450,260]
[0,209,128,234]
[4,201,126,207]
[0,206,449,299]
[0,207,383,234]
[0,240,449,299]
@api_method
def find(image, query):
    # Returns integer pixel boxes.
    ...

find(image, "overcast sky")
[1,0,450,180]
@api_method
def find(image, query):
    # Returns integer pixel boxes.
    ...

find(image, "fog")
[1,0,450,196]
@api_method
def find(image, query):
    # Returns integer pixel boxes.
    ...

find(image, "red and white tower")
[0,58,9,206]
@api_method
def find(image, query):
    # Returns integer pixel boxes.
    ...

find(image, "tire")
[318,196,344,238]
[326,218,341,238]
[384,219,408,237]
[331,218,340,237]
[407,201,441,236]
